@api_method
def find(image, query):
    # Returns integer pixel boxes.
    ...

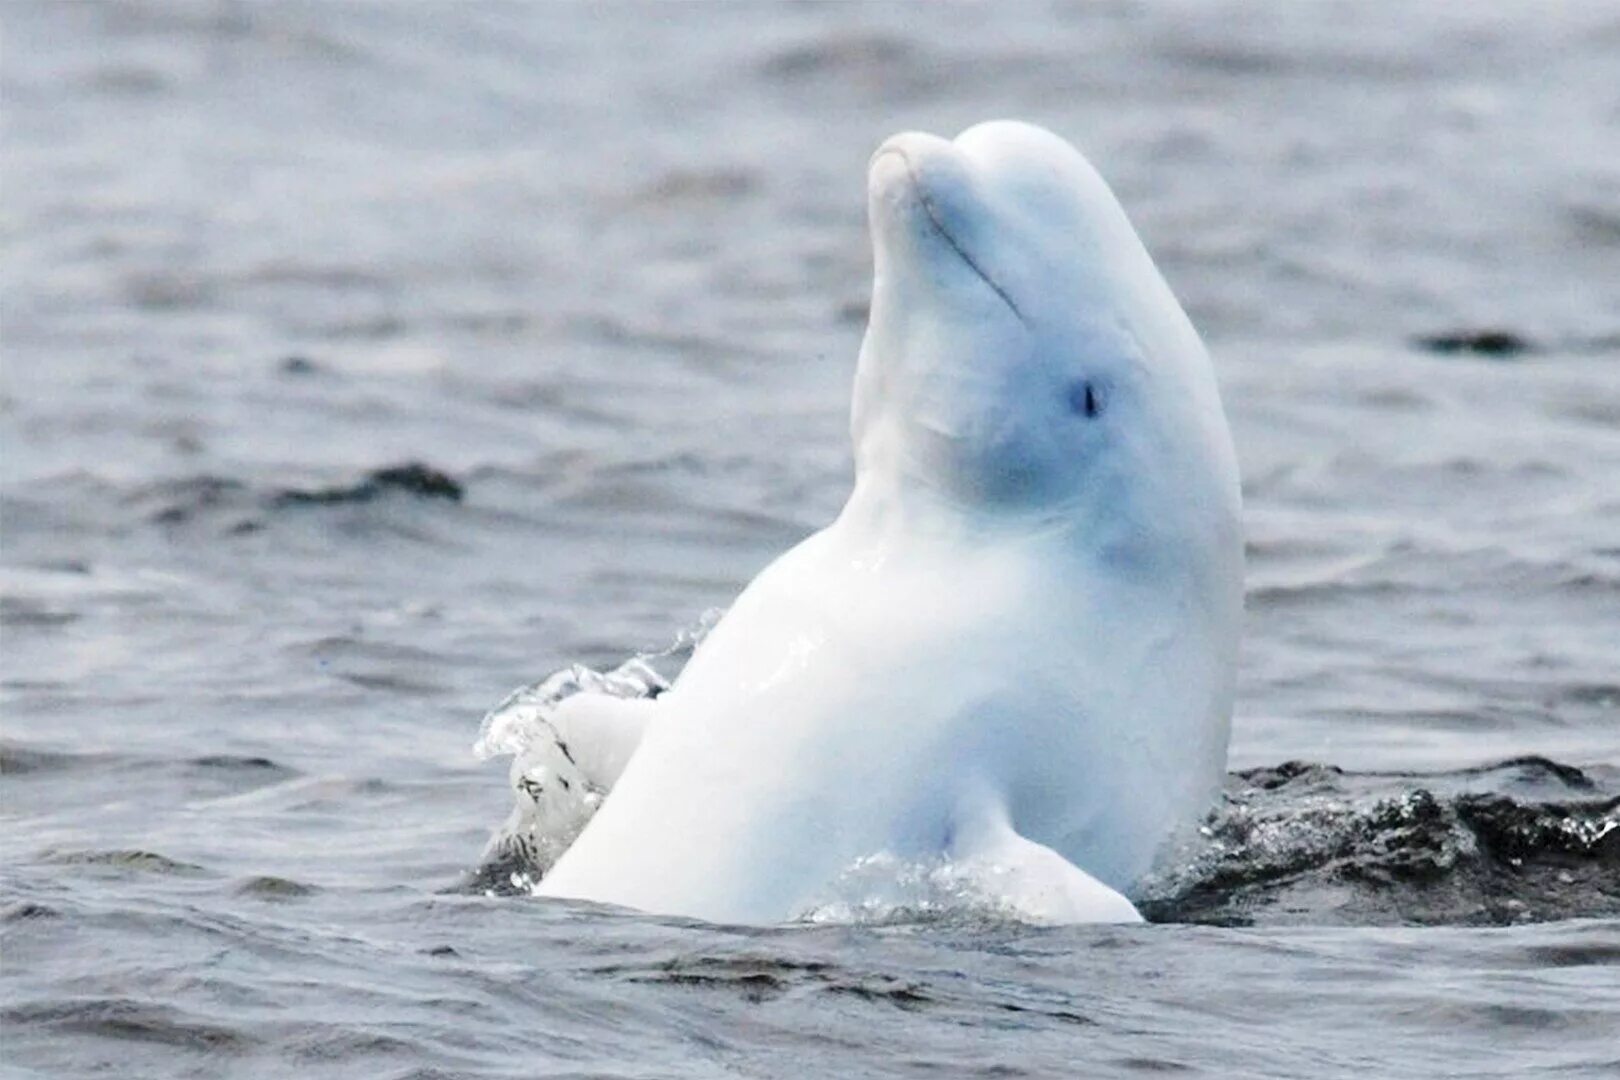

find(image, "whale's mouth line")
[876,149,1028,327]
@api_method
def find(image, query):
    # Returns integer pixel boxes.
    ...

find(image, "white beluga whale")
[509,120,1243,924]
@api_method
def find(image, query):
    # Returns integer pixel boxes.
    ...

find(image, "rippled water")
[4,2,1619,1077]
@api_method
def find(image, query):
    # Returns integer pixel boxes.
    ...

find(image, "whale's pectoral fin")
[949,807,1142,925]
[547,693,661,790]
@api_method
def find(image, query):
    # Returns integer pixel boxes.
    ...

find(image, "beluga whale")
[517,120,1243,924]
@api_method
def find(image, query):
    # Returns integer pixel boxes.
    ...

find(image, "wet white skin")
[536,121,1243,925]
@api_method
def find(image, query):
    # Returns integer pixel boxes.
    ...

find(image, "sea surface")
[3,2,1619,1077]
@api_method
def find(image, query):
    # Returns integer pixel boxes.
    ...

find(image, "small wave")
[110,463,465,532]
[591,948,1102,1026]
[0,596,83,628]
[233,875,319,900]
[473,661,665,886]
[1139,760,1619,927]
[591,951,946,1014]
[0,742,114,776]
[3,998,255,1053]
[2,901,62,922]
[759,34,914,81]
[187,754,294,776]
[798,852,1092,928]
[37,849,213,878]
[271,463,463,507]
[1412,328,1534,357]
[470,612,721,890]
[602,954,837,1004]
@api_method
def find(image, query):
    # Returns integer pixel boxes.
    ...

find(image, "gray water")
[3,2,1619,1077]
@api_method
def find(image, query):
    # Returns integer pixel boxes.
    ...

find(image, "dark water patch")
[1115,1057,1194,1073]
[1453,755,1596,792]
[1559,397,1620,429]
[302,634,457,670]
[0,595,82,628]
[3,998,256,1053]
[19,558,94,575]
[457,848,532,897]
[1554,567,1620,595]
[567,313,771,365]
[1233,760,1345,792]
[1144,758,1620,927]
[1158,41,1288,77]
[991,1000,1094,1026]
[283,1026,420,1063]
[37,849,213,878]
[1575,330,1620,353]
[760,33,913,81]
[278,354,322,375]
[233,875,319,899]
[188,753,289,774]
[175,753,302,801]
[1565,199,1620,245]
[595,950,998,1016]
[86,62,173,95]
[601,953,837,1004]
[822,976,935,1012]
[318,313,408,341]
[123,270,218,312]
[131,464,466,532]
[639,965,791,1003]
[1459,794,1620,862]
[273,462,464,506]
[615,953,1095,1027]
[2,900,62,922]
[1247,576,1417,609]
[1357,385,1432,411]
[1162,37,1435,81]
[757,32,956,103]
[336,670,450,696]
[1519,941,1620,969]
[635,167,761,208]
[142,475,250,524]
[1555,682,1620,709]
[1412,329,1535,357]
[0,742,108,776]
[439,308,532,335]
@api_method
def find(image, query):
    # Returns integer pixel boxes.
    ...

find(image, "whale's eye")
[1068,379,1104,419]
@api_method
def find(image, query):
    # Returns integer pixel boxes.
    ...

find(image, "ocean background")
[3,2,1618,1077]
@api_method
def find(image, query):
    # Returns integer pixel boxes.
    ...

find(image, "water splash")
[470,628,1619,925]
[798,852,1079,927]
[1138,759,1620,926]
[470,610,722,892]
[473,658,667,761]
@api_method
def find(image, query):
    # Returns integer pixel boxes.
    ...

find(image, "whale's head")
[851,121,1239,564]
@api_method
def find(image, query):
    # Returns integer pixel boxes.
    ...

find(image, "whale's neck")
[836,470,1072,551]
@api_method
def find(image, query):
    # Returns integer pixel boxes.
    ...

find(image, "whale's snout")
[867,132,1023,323]
[866,147,915,210]
[867,132,975,240]
[867,131,956,199]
